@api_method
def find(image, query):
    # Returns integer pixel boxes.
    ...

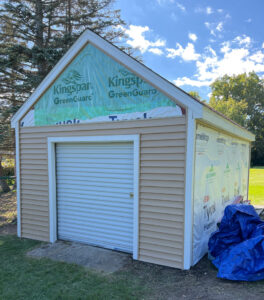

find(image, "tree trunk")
[0,156,10,193]
[35,0,46,77]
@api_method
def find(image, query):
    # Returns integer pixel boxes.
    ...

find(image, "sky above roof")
[115,0,264,101]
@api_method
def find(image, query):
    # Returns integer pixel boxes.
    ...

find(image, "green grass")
[249,167,264,206]
[0,235,146,300]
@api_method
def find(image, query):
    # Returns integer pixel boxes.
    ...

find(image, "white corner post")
[183,109,196,269]
[15,123,21,237]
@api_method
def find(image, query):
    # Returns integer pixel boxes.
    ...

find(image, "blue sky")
[114,0,264,100]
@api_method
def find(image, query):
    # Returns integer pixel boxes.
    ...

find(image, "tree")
[0,0,133,139]
[0,0,134,191]
[209,72,264,165]
[209,97,248,126]
[188,91,201,101]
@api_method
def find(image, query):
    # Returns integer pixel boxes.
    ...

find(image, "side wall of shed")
[19,117,187,268]
[192,123,251,265]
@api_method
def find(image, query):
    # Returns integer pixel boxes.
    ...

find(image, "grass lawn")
[249,167,264,206]
[0,235,146,299]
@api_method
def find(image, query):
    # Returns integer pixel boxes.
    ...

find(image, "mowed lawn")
[249,167,264,206]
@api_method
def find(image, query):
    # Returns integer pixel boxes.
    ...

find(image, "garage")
[56,141,135,253]
[11,29,255,270]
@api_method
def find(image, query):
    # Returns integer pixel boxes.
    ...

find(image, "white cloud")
[195,6,214,14]
[148,48,164,55]
[176,2,186,12]
[234,35,251,47]
[205,21,225,36]
[262,42,264,49]
[173,37,264,88]
[125,25,166,53]
[217,9,223,13]
[204,22,216,36]
[188,33,197,42]
[173,77,211,87]
[156,0,175,5]
[250,51,264,63]
[206,7,213,14]
[220,41,231,53]
[216,22,223,32]
[166,43,200,61]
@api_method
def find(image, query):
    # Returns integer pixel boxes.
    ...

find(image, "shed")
[11,29,255,269]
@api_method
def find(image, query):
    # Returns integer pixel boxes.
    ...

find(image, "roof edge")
[201,106,255,142]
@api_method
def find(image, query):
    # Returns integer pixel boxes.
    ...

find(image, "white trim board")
[47,134,140,260]
[183,110,195,269]
[15,124,21,237]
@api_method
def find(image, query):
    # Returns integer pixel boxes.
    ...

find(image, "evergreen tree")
[0,0,134,190]
[0,0,133,150]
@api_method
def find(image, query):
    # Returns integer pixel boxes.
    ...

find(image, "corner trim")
[15,124,21,237]
[183,109,195,269]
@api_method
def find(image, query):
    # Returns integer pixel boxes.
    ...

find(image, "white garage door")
[56,142,134,253]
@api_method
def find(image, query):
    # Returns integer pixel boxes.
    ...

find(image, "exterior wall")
[19,116,186,268]
[192,123,251,265]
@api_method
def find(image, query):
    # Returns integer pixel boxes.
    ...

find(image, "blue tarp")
[208,204,264,281]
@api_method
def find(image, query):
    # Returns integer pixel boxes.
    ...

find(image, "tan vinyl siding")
[19,116,186,268]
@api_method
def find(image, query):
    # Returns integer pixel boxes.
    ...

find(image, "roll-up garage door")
[56,142,134,253]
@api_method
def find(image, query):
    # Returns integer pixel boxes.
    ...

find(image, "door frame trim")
[48,134,140,259]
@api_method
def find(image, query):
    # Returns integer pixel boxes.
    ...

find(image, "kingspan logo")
[53,70,91,95]
[108,69,144,89]
[62,70,82,84]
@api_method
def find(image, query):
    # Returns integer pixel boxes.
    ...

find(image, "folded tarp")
[208,204,264,281]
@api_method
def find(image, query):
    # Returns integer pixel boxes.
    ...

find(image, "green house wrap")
[33,43,182,126]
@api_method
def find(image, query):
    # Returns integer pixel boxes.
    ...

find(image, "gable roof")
[11,29,254,141]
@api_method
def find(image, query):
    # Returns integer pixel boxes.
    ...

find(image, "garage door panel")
[58,220,133,236]
[57,191,133,205]
[57,175,133,184]
[57,186,132,198]
[58,205,133,218]
[57,166,133,175]
[58,215,133,228]
[58,195,133,209]
[56,160,133,168]
[56,142,134,253]
[56,179,133,189]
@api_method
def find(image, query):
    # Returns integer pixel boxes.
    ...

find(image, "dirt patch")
[0,191,17,235]
[121,256,264,300]
[28,241,131,274]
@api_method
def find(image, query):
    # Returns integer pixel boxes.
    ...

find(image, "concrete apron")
[27,241,131,274]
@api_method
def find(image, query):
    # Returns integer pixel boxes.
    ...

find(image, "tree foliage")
[209,72,264,165]
[188,91,201,101]
[209,97,248,126]
[0,0,133,152]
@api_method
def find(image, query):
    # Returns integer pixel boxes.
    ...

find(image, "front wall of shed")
[19,117,186,268]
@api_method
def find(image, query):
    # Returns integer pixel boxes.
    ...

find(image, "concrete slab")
[27,241,131,273]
